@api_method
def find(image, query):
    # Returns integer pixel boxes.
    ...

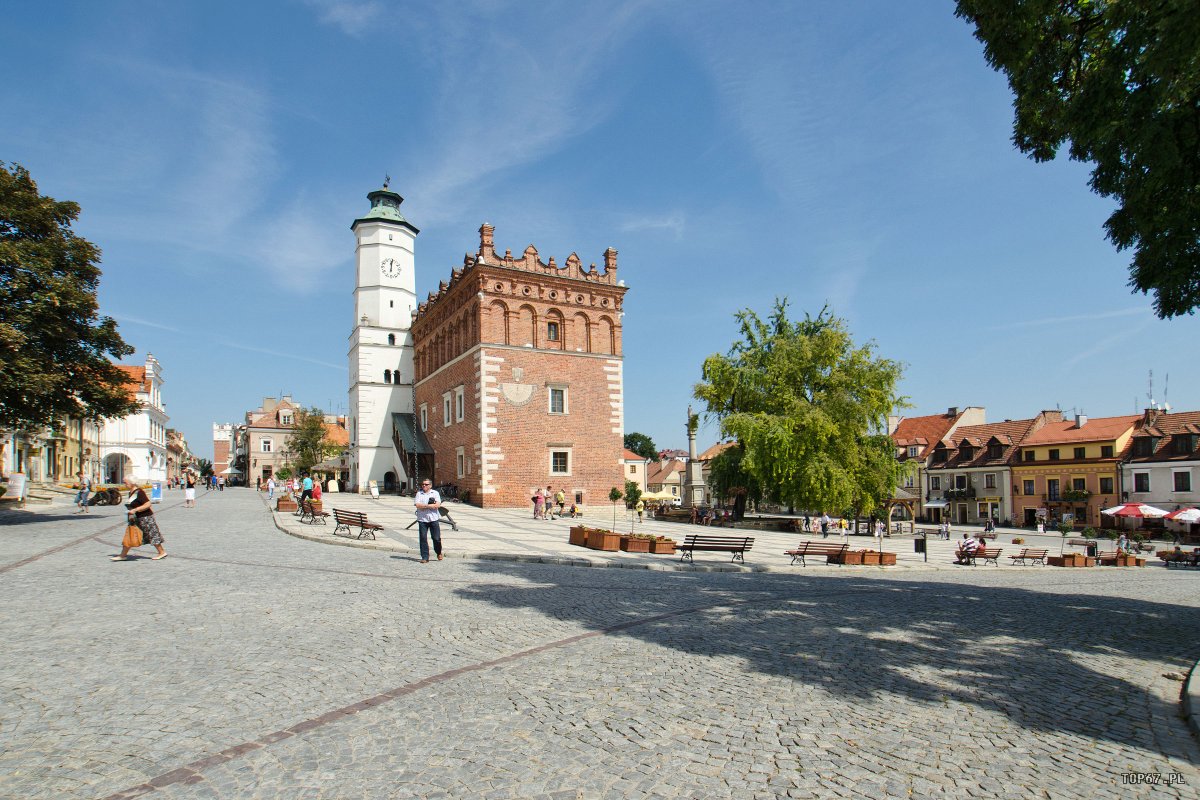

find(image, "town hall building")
[347,185,628,507]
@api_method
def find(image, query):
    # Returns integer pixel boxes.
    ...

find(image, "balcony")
[943,488,976,500]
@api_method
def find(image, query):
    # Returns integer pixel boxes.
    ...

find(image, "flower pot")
[586,529,620,551]
[277,498,297,512]
[835,551,863,565]
[1135,557,1146,567]
[861,551,881,566]
[568,526,589,547]
[620,536,651,553]
[649,539,677,555]
[878,552,897,566]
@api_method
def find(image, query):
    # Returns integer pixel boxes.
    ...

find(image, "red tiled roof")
[1021,415,1139,445]
[891,412,963,459]
[928,417,1042,470]
[324,421,349,447]
[1124,410,1200,462]
[114,365,148,399]
[647,460,685,484]
[698,441,735,461]
[623,449,647,461]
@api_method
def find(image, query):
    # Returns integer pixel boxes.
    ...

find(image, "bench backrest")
[1019,548,1048,557]
[1067,538,1090,546]
[682,535,754,548]
[796,540,847,553]
[977,548,1001,557]
[333,509,366,524]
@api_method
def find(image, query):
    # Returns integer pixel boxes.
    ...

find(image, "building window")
[419,404,428,432]
[550,450,570,475]
[443,393,451,426]
[987,444,1003,459]
[456,447,465,479]
[1101,445,1114,458]
[1174,471,1192,492]
[930,476,941,490]
[984,473,996,489]
[1047,479,1060,500]
[547,321,560,341]
[1048,449,1060,461]
[629,464,636,474]
[384,369,391,383]
[1072,477,1086,491]
[549,386,567,415]
[280,413,293,426]
[454,386,465,422]
[1073,447,1086,459]
[1099,477,1114,495]
[1023,451,1035,462]
[1133,473,1150,493]
[954,475,967,490]
[907,445,919,458]
[388,333,396,345]
[1023,480,1035,496]
[904,474,915,488]
[575,492,584,505]
[261,439,272,453]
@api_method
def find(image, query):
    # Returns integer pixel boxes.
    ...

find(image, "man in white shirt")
[414,479,444,564]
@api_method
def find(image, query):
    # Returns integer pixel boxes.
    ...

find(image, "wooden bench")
[1164,553,1200,569]
[1066,538,1091,549]
[299,500,330,525]
[677,535,754,563]
[784,540,848,566]
[967,547,1002,566]
[1008,548,1049,566]
[332,508,383,540]
[978,532,997,541]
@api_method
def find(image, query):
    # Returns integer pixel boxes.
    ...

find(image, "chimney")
[947,407,958,417]
[1075,413,1087,428]
[478,223,495,261]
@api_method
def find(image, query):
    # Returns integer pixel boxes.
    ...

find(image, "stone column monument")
[682,405,706,508]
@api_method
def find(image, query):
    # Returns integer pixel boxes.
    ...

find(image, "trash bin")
[1086,542,1098,558]
[914,537,926,553]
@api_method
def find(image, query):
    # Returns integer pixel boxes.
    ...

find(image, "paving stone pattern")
[1,488,1198,799]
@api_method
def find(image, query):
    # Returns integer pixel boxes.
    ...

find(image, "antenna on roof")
[1147,369,1155,409]
[1163,374,1170,412]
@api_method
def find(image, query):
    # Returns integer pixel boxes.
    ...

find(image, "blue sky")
[4,1,1197,460]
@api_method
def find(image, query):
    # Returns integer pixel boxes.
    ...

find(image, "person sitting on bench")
[954,534,981,565]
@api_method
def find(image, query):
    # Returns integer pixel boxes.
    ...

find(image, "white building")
[99,354,169,483]
[347,184,419,493]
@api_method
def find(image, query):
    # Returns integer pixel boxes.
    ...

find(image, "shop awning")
[924,499,950,509]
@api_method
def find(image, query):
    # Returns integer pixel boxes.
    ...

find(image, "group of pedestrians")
[532,486,570,520]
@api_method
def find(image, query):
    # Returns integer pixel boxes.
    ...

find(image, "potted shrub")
[276,494,298,512]
[649,536,677,555]
[586,528,620,551]
[620,534,651,553]
[1011,537,1025,545]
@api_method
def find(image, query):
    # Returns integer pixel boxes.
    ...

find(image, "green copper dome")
[351,186,420,233]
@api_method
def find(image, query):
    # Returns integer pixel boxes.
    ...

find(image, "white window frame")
[1133,471,1151,493]
[419,404,428,432]
[1172,469,1191,493]
[984,473,996,489]
[930,476,941,491]
[280,413,293,426]
[908,445,919,458]
[903,473,915,489]
[548,385,568,415]
[456,447,466,479]
[261,438,272,453]
[550,448,571,476]
[443,392,452,427]
[454,385,465,422]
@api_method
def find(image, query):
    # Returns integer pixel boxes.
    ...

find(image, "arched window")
[387,333,396,346]
[394,368,402,384]
[384,369,392,383]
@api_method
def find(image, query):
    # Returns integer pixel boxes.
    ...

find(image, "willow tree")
[695,300,907,517]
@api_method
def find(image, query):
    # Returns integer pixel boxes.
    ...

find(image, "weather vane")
[383,173,391,189]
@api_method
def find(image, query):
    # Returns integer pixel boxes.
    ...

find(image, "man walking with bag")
[413,479,444,564]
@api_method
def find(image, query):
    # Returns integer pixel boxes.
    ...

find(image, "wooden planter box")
[833,551,863,565]
[878,552,897,566]
[277,498,298,512]
[586,529,620,551]
[620,536,652,553]
[649,539,677,555]
[1116,554,1146,567]
[1048,553,1094,567]
[568,526,589,547]
[861,551,881,566]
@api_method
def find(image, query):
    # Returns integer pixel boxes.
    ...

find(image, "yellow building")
[1011,413,1138,529]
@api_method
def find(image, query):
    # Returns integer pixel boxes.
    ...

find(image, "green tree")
[284,407,335,475]
[706,443,760,521]
[623,432,657,460]
[694,300,908,518]
[0,163,139,428]
[955,1,1200,318]
[623,478,642,509]
[195,458,213,479]
[608,485,624,532]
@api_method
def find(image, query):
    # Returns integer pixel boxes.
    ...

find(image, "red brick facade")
[413,224,627,508]
[213,439,231,477]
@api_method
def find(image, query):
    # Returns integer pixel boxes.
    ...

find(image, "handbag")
[122,522,143,549]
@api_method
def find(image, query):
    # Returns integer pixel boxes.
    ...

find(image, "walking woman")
[111,477,168,561]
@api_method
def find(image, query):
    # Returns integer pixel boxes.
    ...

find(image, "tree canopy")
[284,408,336,475]
[623,432,657,460]
[955,1,1200,318]
[0,162,138,428]
[694,300,908,516]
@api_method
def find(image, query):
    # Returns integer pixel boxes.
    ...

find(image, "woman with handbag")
[111,476,168,561]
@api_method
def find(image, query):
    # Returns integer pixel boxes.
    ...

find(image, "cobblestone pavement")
[1,488,1198,799]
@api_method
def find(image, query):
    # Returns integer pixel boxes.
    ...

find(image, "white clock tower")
[347,184,418,492]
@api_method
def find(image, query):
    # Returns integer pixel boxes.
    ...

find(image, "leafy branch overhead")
[0,162,138,428]
[956,1,1200,318]
[695,299,908,516]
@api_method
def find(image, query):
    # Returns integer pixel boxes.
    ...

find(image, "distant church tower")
[347,183,419,492]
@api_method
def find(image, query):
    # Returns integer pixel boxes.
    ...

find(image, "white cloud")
[990,307,1148,331]
[619,211,686,240]
[300,0,384,36]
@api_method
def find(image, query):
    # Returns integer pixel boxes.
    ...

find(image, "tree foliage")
[694,300,908,516]
[0,162,138,428]
[284,408,336,474]
[706,443,760,520]
[623,432,657,460]
[623,478,642,509]
[955,1,1200,318]
[195,458,213,478]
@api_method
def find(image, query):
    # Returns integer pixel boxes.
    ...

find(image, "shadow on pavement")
[455,561,1200,759]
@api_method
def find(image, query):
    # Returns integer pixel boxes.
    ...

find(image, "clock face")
[380,257,400,278]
